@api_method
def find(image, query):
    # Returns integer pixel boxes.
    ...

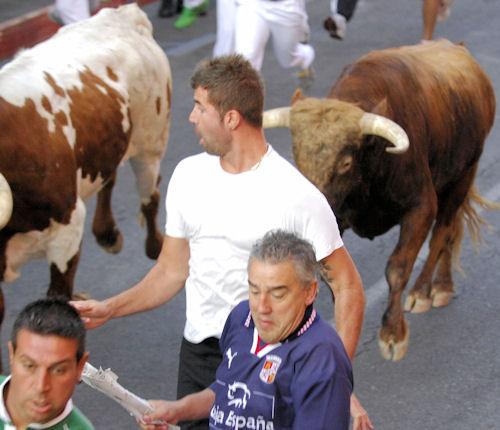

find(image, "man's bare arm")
[320,246,365,359]
[72,235,190,329]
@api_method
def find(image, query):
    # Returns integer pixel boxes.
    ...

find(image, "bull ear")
[291,88,305,105]
[371,98,390,117]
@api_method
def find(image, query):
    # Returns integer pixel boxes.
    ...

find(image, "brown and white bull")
[0,4,171,338]
[264,40,496,360]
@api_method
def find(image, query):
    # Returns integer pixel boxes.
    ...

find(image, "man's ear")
[7,341,14,365]
[224,109,241,130]
[76,352,89,380]
[305,281,318,305]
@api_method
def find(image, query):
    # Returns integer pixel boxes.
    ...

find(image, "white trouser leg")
[235,1,270,71]
[213,0,237,56]
[55,0,91,24]
[270,19,313,69]
[235,0,313,70]
[264,0,312,70]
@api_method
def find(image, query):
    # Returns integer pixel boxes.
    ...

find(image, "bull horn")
[0,173,13,229]
[359,113,409,154]
[262,107,291,129]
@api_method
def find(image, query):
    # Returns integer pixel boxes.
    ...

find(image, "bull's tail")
[0,173,13,229]
[452,184,500,272]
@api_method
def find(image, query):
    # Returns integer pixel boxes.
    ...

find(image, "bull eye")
[338,155,353,175]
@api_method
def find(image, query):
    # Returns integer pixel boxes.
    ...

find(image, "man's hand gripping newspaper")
[81,362,179,429]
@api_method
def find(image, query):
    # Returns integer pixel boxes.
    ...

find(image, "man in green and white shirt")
[0,298,93,430]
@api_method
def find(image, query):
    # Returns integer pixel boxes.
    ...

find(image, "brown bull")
[263,40,496,360]
[0,4,171,369]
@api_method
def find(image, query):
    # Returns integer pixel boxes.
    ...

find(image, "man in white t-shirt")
[73,54,371,430]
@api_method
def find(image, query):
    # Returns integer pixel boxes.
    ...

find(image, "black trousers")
[176,337,222,430]
[338,0,359,21]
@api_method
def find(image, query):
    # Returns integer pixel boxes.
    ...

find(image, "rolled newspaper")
[81,362,179,429]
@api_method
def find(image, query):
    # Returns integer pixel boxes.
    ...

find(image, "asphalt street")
[0,0,499,429]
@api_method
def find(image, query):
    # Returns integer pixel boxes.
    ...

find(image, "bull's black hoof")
[96,229,123,254]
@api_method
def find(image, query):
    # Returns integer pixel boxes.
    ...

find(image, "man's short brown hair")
[191,54,264,128]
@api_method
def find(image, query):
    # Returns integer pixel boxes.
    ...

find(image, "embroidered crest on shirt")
[226,347,238,369]
[259,354,282,384]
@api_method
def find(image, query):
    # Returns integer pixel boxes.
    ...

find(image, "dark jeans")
[176,337,222,430]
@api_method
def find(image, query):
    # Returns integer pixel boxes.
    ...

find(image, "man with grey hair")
[139,230,353,429]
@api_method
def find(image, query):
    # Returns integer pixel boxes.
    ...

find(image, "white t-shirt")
[165,145,343,343]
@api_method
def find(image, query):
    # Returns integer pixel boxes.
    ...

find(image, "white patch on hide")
[78,169,105,201]
[3,199,86,281]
